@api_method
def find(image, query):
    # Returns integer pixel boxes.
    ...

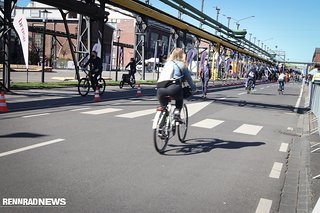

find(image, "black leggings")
[157,84,183,110]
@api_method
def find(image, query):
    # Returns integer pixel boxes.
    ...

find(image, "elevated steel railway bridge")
[0,0,316,90]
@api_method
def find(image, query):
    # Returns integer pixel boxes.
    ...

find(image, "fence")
[309,81,320,135]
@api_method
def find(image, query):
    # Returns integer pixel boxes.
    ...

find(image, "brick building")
[312,48,320,69]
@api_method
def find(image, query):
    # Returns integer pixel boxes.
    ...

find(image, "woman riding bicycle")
[156,48,196,123]
[83,51,103,90]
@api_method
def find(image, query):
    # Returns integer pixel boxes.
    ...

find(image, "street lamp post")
[199,0,205,28]
[115,29,121,81]
[41,9,50,83]
[215,6,220,35]
[235,15,255,30]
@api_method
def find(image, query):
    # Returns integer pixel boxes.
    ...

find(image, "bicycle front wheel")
[178,104,188,143]
[78,78,90,96]
[153,111,169,154]
[98,78,106,95]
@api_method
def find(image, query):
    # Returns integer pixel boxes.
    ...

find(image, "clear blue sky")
[148,0,319,63]
[17,0,318,62]
[16,0,30,7]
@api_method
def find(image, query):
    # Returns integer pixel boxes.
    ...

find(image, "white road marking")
[186,101,212,117]
[267,86,270,88]
[131,100,142,103]
[287,127,294,131]
[285,112,295,115]
[312,196,320,213]
[255,198,272,213]
[238,92,246,95]
[294,84,304,112]
[269,162,283,178]
[116,109,155,118]
[81,108,122,115]
[233,124,263,135]
[191,119,224,129]
[311,147,320,153]
[0,138,65,158]
[23,113,50,118]
[311,142,320,148]
[279,143,289,152]
[70,107,91,112]
[260,87,265,90]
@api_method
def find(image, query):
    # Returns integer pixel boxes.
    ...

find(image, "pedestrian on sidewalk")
[199,61,211,99]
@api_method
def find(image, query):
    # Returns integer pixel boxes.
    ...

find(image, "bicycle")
[119,73,136,89]
[77,67,106,96]
[152,97,189,154]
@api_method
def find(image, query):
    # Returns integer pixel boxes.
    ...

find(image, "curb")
[278,113,312,213]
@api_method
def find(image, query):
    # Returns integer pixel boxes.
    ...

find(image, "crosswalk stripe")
[116,108,155,118]
[233,124,263,135]
[269,162,283,178]
[70,107,91,112]
[191,119,224,129]
[279,143,289,152]
[255,198,272,213]
[186,101,212,117]
[81,108,123,115]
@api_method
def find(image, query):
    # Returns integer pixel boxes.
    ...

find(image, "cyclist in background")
[125,58,137,81]
[83,50,103,90]
[245,65,257,90]
[156,48,196,123]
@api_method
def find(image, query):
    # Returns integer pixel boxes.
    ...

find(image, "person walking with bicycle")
[156,48,196,123]
[278,70,285,93]
[199,60,211,99]
[83,50,102,90]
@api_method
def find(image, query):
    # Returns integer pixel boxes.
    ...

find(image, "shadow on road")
[0,132,48,138]
[163,138,265,156]
[207,97,307,114]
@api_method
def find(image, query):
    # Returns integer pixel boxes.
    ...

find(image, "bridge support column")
[134,16,147,80]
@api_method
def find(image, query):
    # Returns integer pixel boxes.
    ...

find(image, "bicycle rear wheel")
[78,78,90,96]
[98,78,106,95]
[153,111,169,154]
[177,104,188,143]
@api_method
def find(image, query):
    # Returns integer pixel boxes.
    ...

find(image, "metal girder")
[1,0,16,91]
[75,15,91,71]
[59,9,80,80]
[134,15,147,80]
[107,0,271,64]
[34,0,109,19]
[28,26,77,39]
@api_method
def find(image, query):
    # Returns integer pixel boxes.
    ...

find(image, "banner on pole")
[13,14,29,69]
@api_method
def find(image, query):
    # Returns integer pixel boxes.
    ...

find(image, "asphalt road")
[0,82,307,213]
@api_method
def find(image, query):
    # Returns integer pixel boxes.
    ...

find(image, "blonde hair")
[168,48,186,64]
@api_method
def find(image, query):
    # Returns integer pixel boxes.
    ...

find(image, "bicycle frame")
[152,102,177,137]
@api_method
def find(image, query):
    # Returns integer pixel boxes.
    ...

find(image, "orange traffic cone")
[136,84,143,97]
[0,91,8,113]
[93,86,101,102]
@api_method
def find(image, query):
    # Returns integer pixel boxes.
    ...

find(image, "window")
[30,9,41,18]
[68,11,77,19]
[150,32,158,51]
